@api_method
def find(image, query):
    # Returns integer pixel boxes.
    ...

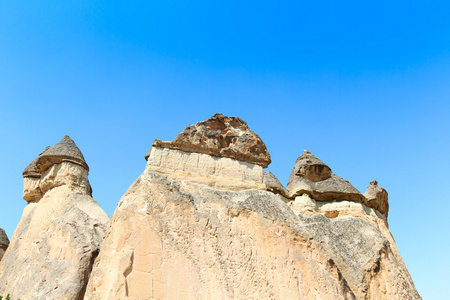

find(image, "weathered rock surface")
[35,135,90,173]
[0,228,9,261]
[293,150,332,182]
[145,113,271,167]
[0,116,419,299]
[364,180,389,216]
[146,144,265,192]
[0,136,109,300]
[85,143,420,299]
[22,146,50,178]
[263,171,289,197]
[288,151,366,203]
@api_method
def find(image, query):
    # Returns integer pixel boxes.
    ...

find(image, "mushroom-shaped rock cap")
[34,135,89,174]
[287,151,365,202]
[23,146,50,178]
[290,150,332,182]
[0,228,9,251]
[146,113,271,168]
[364,180,389,216]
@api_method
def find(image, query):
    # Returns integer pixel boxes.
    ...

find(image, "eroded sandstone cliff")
[84,114,420,299]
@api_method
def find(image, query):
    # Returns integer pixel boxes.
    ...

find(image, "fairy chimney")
[0,135,109,300]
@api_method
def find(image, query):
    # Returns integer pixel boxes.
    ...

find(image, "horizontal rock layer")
[146,146,265,192]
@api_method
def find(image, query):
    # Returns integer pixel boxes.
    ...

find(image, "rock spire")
[0,136,109,300]
[22,136,92,202]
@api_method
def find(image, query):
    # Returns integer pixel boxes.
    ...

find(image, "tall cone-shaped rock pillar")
[0,135,110,300]
[84,114,420,299]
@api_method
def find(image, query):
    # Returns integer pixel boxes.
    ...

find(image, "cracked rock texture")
[0,228,8,261]
[0,136,109,300]
[145,113,271,168]
[85,146,420,299]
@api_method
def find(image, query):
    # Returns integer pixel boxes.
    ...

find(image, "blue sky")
[1,1,449,298]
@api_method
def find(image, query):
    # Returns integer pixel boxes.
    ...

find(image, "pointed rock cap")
[23,146,50,178]
[34,135,89,173]
[287,151,364,202]
[146,113,271,168]
[364,180,389,216]
[290,150,332,182]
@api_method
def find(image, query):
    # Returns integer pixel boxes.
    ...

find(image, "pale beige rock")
[146,146,265,192]
[23,176,42,201]
[0,137,109,300]
[289,194,317,216]
[85,154,420,299]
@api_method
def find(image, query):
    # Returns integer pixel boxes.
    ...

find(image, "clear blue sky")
[1,1,449,298]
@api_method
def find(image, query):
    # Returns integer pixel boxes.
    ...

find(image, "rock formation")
[85,114,420,299]
[287,150,365,203]
[364,180,389,216]
[145,113,271,167]
[0,228,9,261]
[0,136,109,300]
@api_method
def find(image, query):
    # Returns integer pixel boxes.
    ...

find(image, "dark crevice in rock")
[78,248,100,300]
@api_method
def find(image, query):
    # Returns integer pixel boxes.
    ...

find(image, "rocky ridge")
[0,114,419,299]
[84,114,419,299]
